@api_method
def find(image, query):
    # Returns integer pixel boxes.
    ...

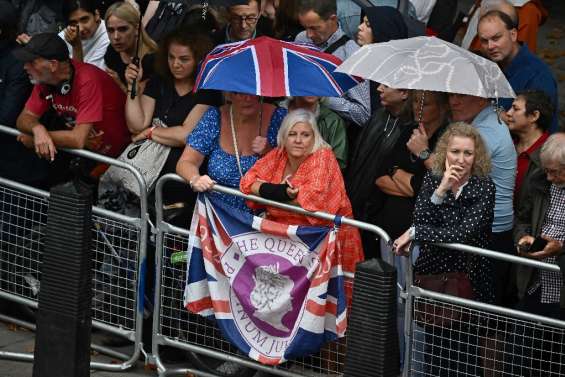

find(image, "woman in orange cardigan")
[240,109,364,276]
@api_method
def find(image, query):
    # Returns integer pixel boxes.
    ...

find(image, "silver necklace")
[383,114,399,138]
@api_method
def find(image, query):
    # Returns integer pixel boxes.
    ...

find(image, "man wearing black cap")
[15,32,130,164]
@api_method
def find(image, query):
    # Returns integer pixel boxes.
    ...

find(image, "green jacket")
[317,104,348,170]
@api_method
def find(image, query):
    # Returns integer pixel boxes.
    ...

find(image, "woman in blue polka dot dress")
[176,92,287,211]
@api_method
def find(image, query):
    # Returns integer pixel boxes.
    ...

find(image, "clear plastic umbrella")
[336,36,516,99]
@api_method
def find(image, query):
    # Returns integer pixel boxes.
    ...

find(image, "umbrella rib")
[250,47,261,96]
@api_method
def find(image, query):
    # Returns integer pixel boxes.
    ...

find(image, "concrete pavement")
[0,317,154,377]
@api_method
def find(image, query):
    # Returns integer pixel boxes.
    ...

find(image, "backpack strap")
[325,35,350,55]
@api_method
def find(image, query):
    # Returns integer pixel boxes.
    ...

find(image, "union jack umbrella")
[194,36,363,97]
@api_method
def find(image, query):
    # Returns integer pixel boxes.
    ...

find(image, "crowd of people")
[0,0,564,375]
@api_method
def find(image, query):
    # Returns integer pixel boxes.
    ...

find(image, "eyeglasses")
[231,15,259,24]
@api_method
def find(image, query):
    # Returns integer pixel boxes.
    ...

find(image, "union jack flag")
[184,194,347,365]
[194,36,363,97]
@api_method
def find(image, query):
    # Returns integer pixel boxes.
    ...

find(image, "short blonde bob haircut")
[431,122,491,178]
[277,109,330,154]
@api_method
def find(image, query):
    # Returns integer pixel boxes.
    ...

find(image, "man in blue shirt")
[296,0,371,126]
[478,9,559,133]
[449,93,517,306]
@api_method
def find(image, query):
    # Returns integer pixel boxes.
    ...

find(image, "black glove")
[258,183,292,202]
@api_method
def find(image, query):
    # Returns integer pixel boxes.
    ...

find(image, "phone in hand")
[519,237,548,253]
[529,237,548,253]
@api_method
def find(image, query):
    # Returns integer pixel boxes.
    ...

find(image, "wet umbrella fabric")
[337,36,516,99]
[194,36,363,97]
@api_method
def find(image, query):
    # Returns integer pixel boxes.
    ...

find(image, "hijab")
[361,6,408,112]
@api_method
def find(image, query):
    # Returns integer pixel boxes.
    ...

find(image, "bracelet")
[189,175,199,188]
[147,126,156,140]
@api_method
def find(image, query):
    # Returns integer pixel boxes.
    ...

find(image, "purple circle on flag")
[232,254,309,337]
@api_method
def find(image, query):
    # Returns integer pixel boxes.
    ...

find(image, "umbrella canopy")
[336,36,515,99]
[194,36,363,97]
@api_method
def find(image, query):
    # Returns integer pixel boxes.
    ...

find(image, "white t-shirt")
[58,20,109,70]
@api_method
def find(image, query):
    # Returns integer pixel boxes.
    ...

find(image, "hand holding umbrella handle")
[130,56,140,100]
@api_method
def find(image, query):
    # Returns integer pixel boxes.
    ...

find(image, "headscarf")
[361,6,408,112]
[363,6,408,43]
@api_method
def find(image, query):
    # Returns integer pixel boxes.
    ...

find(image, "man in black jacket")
[0,0,49,187]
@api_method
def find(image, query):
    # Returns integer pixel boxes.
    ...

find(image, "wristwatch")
[418,148,432,161]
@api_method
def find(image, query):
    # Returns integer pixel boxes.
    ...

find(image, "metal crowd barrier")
[4,123,565,377]
[0,124,149,371]
[151,173,391,377]
[403,243,565,377]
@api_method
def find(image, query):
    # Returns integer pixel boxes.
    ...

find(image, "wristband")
[259,183,292,202]
[189,175,199,188]
[147,126,156,140]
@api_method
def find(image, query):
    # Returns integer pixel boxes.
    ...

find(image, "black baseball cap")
[13,33,70,63]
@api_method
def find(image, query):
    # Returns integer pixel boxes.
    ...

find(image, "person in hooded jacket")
[345,6,410,258]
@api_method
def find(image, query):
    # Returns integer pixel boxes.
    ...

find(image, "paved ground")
[2,2,565,376]
[0,314,154,377]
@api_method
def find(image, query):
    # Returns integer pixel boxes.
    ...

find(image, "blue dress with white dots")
[187,106,287,211]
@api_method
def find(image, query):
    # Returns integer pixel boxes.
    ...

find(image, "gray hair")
[277,109,330,153]
[540,133,565,167]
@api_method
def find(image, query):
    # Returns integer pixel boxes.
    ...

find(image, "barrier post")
[33,182,93,377]
[0,124,149,372]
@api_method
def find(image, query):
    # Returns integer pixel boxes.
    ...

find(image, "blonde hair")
[431,122,491,178]
[105,1,158,58]
[277,109,330,154]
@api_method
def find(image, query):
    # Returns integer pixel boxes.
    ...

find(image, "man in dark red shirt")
[14,33,130,162]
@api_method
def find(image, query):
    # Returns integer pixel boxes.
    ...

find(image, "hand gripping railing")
[402,241,564,377]
[0,124,149,372]
[150,173,391,377]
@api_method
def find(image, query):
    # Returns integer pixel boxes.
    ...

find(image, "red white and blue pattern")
[194,36,362,97]
[184,194,347,365]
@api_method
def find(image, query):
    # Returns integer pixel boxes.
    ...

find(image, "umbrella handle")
[258,96,264,137]
[417,91,426,124]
